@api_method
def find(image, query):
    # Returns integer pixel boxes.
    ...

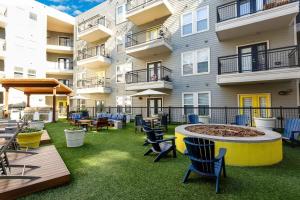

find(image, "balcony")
[76,77,112,94]
[46,61,73,75]
[0,38,6,59]
[125,25,172,58]
[77,15,113,43]
[77,45,112,69]
[216,0,299,41]
[217,45,300,85]
[126,0,173,25]
[47,37,73,54]
[125,66,172,91]
[0,6,7,28]
[58,80,73,89]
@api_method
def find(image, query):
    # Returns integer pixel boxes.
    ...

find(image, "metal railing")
[218,45,300,75]
[77,45,109,61]
[0,39,5,52]
[47,37,73,47]
[127,0,160,12]
[69,106,300,128]
[77,76,110,89]
[59,80,73,88]
[125,66,172,84]
[125,24,171,48]
[78,15,111,33]
[47,61,73,71]
[217,0,298,23]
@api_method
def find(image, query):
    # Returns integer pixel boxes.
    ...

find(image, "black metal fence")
[69,106,300,129]
[77,45,108,61]
[125,24,171,48]
[78,15,111,33]
[218,45,300,75]
[125,66,172,84]
[127,0,158,12]
[217,0,298,23]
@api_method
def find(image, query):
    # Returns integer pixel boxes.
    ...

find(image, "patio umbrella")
[130,89,168,97]
[70,95,91,110]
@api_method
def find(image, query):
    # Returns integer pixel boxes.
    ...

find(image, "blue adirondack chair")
[183,137,227,193]
[188,114,199,124]
[231,114,249,126]
[279,118,300,145]
[143,128,176,162]
[134,115,143,133]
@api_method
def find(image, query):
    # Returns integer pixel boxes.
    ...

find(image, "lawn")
[22,120,300,200]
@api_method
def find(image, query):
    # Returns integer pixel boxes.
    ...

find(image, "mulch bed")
[185,125,265,137]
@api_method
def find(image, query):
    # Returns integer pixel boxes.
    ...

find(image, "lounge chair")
[90,118,109,131]
[134,115,143,133]
[142,124,164,146]
[154,114,168,131]
[183,137,227,193]
[0,132,40,180]
[274,118,300,146]
[231,114,249,126]
[143,128,176,162]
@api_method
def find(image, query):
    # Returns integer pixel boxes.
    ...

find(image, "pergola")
[0,78,73,122]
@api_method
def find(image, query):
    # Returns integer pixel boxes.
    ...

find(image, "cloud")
[50,5,71,12]
[73,10,82,16]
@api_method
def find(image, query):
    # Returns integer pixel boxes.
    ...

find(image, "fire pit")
[175,124,282,167]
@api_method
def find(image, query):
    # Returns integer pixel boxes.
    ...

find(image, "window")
[77,72,86,88]
[116,63,132,83]
[182,48,210,76]
[27,69,36,78]
[14,67,23,78]
[182,12,193,36]
[116,4,126,24]
[116,96,132,113]
[181,6,209,37]
[29,12,37,21]
[116,36,124,53]
[182,92,211,116]
[0,92,3,104]
[183,93,194,115]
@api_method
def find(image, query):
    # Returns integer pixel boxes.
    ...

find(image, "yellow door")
[146,27,159,42]
[57,100,67,117]
[239,93,271,118]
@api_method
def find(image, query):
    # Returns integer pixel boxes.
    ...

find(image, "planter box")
[29,121,45,130]
[254,117,276,130]
[17,131,43,148]
[64,129,85,147]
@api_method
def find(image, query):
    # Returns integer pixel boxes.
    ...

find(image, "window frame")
[116,4,127,25]
[181,5,209,37]
[181,47,210,76]
[182,91,211,116]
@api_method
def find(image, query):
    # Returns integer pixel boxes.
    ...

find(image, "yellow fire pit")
[175,124,282,167]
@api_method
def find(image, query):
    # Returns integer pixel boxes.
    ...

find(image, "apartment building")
[73,0,300,117]
[0,0,74,117]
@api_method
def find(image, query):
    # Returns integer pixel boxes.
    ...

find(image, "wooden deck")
[0,145,70,199]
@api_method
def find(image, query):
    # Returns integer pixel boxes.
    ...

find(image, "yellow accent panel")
[175,132,282,167]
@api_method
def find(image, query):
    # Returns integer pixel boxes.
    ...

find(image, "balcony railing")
[217,0,298,23]
[77,45,108,61]
[0,6,7,17]
[77,76,110,89]
[78,15,111,33]
[47,61,73,71]
[218,45,300,75]
[125,66,171,84]
[47,37,73,47]
[125,25,171,48]
[0,39,5,52]
[127,0,160,12]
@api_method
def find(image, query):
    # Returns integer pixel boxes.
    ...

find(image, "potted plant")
[254,117,276,130]
[29,120,45,130]
[64,127,86,147]
[17,128,43,149]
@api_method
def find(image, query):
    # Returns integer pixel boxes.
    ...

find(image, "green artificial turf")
[22,120,300,200]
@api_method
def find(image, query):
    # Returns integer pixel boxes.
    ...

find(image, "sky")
[37,0,107,16]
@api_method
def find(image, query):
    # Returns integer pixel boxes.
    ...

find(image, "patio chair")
[188,114,199,124]
[154,114,168,131]
[0,132,40,180]
[134,115,143,133]
[274,118,300,146]
[143,128,176,162]
[142,124,164,146]
[183,137,227,193]
[90,118,109,131]
[231,114,249,126]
